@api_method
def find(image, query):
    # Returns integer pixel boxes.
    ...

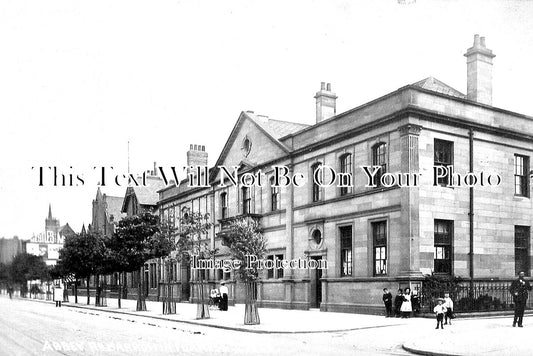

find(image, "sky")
[0,0,532,239]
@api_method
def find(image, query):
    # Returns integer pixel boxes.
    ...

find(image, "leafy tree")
[111,212,172,311]
[58,231,107,305]
[175,212,214,319]
[8,253,48,297]
[221,218,267,325]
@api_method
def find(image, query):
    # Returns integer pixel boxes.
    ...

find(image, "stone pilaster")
[398,124,423,278]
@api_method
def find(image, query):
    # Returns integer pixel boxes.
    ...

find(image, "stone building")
[157,35,532,313]
[121,171,165,300]
[89,187,125,237]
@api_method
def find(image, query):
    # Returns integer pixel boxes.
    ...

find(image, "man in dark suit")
[510,271,532,327]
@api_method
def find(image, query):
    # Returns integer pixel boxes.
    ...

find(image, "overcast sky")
[0,0,532,239]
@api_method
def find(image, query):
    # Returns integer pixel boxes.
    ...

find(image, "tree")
[111,212,172,311]
[58,231,107,305]
[8,253,48,297]
[221,218,267,325]
[175,212,214,319]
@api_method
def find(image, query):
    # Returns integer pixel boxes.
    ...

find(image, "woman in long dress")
[53,280,64,307]
[400,287,412,318]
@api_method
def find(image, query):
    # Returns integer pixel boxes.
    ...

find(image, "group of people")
[209,281,229,311]
[382,287,453,328]
[382,287,422,318]
[382,272,533,330]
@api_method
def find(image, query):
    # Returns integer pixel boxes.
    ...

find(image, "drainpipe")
[469,128,474,291]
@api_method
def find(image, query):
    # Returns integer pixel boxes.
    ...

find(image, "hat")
[220,281,225,285]
[436,297,445,302]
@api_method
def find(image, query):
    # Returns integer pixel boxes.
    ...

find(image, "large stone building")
[156,35,532,313]
[89,187,125,237]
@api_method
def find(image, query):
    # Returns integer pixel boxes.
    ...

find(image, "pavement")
[13,294,533,355]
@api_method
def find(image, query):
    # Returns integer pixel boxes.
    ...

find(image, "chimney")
[187,144,208,175]
[464,34,496,105]
[314,82,337,123]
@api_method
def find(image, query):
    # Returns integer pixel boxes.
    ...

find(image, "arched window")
[312,229,322,245]
[311,162,323,202]
[372,143,387,187]
[220,192,228,219]
[242,187,251,214]
[339,153,353,196]
[270,177,280,211]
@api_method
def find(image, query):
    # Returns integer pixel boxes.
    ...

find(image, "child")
[382,288,393,317]
[394,289,404,318]
[400,287,412,318]
[433,299,447,329]
[443,292,454,325]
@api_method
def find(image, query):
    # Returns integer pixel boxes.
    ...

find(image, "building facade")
[157,35,532,313]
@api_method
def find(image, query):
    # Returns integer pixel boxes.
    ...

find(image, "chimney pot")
[474,34,480,47]
[480,36,486,47]
[320,82,325,90]
[326,83,331,91]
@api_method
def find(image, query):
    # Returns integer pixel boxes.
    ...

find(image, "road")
[0,297,413,356]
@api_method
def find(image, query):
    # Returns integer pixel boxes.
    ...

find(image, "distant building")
[89,187,125,237]
[0,236,25,265]
[26,204,76,266]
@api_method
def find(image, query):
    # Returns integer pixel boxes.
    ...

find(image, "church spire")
[48,203,53,220]
[81,224,87,235]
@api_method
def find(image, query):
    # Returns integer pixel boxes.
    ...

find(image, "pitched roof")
[131,176,165,206]
[105,195,125,221]
[248,113,310,139]
[412,77,465,99]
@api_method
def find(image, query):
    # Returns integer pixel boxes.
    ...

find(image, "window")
[340,226,352,276]
[515,226,530,276]
[372,143,387,188]
[149,263,157,288]
[312,162,323,202]
[372,221,387,275]
[265,254,284,279]
[270,177,280,211]
[434,139,454,186]
[340,153,353,196]
[276,254,284,279]
[312,229,322,245]
[266,255,274,279]
[434,220,453,274]
[220,192,228,219]
[515,155,529,197]
[242,187,251,214]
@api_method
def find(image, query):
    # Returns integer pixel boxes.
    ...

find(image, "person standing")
[382,288,393,317]
[218,281,229,311]
[411,290,420,316]
[443,292,454,325]
[400,287,413,318]
[433,299,447,329]
[394,289,404,318]
[510,271,531,327]
[53,280,64,307]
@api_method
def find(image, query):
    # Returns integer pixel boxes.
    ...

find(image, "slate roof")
[412,77,466,99]
[131,176,165,206]
[105,196,125,221]
[249,114,310,139]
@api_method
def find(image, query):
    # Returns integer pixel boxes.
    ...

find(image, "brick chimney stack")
[314,82,337,123]
[187,144,208,174]
[464,34,496,105]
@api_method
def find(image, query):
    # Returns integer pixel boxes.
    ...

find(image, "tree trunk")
[163,261,176,315]
[195,274,210,319]
[136,268,147,311]
[74,279,78,304]
[86,276,90,305]
[244,281,260,325]
[95,273,100,306]
[117,272,122,309]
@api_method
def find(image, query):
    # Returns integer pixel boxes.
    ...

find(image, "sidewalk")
[403,315,533,356]
[33,295,409,333]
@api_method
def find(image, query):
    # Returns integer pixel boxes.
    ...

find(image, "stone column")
[398,124,423,278]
